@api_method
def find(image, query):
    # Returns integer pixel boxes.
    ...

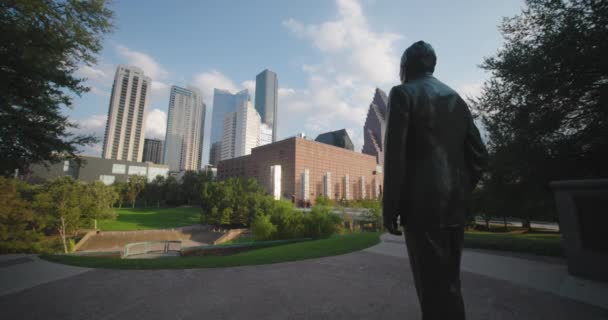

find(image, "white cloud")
[278,87,295,98]
[76,65,108,81]
[192,70,239,105]
[283,0,401,84]
[242,80,256,98]
[458,82,483,100]
[115,44,168,80]
[72,114,107,156]
[89,86,110,97]
[145,108,167,139]
[280,0,403,150]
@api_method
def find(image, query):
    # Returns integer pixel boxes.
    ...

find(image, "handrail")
[122,240,182,258]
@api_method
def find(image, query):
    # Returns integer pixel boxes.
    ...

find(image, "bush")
[269,200,305,239]
[303,205,342,239]
[251,214,277,241]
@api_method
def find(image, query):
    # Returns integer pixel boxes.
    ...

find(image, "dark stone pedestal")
[550,179,608,282]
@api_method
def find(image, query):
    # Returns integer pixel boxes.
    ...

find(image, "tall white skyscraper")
[220,101,263,161]
[102,65,151,162]
[163,86,206,171]
[255,69,278,142]
[209,88,250,165]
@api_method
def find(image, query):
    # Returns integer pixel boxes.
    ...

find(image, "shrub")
[269,200,305,239]
[251,214,277,241]
[303,205,342,239]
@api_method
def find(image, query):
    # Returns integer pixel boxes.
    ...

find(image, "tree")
[251,214,277,241]
[361,200,382,231]
[0,0,113,175]
[163,176,181,205]
[472,0,608,226]
[145,175,165,208]
[34,177,83,253]
[125,175,146,208]
[112,182,127,209]
[0,177,38,253]
[81,181,116,228]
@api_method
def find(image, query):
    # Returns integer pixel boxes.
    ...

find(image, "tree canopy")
[472,0,607,224]
[0,0,113,175]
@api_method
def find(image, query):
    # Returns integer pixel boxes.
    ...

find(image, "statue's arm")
[463,103,488,189]
[383,87,410,232]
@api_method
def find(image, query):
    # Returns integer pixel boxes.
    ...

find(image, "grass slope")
[41,232,381,269]
[464,231,562,257]
[98,207,201,231]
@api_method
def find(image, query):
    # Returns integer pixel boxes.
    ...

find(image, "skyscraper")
[102,65,151,162]
[220,101,261,161]
[209,88,250,165]
[315,129,354,151]
[163,86,206,171]
[259,123,273,147]
[362,88,388,165]
[142,138,163,164]
[254,69,278,142]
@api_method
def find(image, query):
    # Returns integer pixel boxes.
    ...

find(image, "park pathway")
[1,235,607,319]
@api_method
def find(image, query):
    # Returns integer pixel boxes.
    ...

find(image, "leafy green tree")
[269,200,305,239]
[81,181,116,228]
[125,175,146,208]
[112,182,127,209]
[33,177,83,253]
[144,175,165,208]
[251,214,277,241]
[163,175,181,205]
[361,200,382,231]
[0,0,113,175]
[220,207,232,226]
[472,0,608,226]
[304,204,342,239]
[0,177,39,253]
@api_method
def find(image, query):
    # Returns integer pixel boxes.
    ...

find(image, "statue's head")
[400,41,436,83]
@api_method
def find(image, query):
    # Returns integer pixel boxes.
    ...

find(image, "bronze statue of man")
[383,41,488,320]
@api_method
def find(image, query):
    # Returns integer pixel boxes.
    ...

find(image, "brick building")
[217,137,383,205]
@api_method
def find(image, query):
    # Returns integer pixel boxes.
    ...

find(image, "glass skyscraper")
[209,88,250,165]
[163,86,206,171]
[254,69,278,142]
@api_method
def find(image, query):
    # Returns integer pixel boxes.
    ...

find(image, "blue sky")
[71,0,524,162]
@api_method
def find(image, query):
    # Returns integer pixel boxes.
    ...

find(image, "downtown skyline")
[69,0,524,163]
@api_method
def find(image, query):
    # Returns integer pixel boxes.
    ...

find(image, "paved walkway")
[1,235,607,319]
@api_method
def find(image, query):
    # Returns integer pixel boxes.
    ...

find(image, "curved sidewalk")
[1,235,607,319]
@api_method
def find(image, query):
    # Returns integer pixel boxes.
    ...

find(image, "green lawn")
[41,232,381,269]
[98,207,202,231]
[464,231,562,257]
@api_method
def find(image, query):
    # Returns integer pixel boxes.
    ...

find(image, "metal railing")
[122,240,182,258]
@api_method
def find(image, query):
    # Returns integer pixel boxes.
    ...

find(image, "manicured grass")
[41,232,381,269]
[98,207,202,231]
[464,231,562,257]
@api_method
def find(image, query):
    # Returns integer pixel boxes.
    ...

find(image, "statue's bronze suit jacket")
[382,74,488,229]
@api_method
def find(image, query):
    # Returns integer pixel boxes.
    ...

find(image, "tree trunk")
[157,200,160,208]
[503,215,508,231]
[485,217,490,231]
[59,217,68,253]
[522,217,531,232]
[132,200,135,208]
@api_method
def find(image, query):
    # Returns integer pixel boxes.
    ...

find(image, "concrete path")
[1,236,607,319]
[370,234,608,310]
[0,254,90,296]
